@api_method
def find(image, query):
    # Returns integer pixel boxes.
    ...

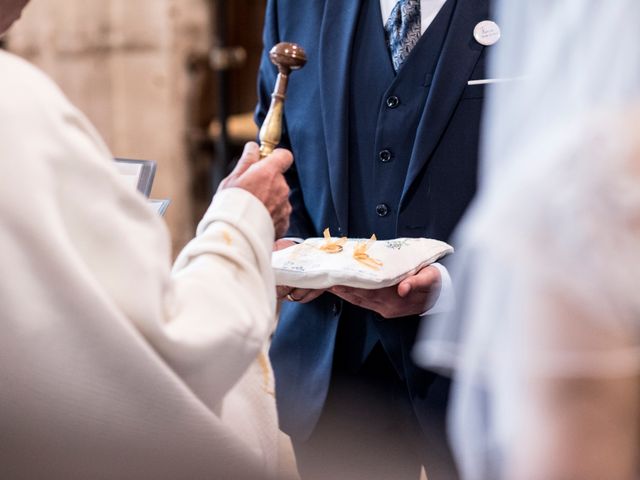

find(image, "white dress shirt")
[380,0,448,35]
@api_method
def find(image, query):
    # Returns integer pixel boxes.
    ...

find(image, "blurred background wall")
[5,0,266,255]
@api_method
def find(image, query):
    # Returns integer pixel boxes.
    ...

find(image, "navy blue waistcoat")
[340,0,457,374]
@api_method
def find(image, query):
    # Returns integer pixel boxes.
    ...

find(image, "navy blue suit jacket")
[256,0,490,441]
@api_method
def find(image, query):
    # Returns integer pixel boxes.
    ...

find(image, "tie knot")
[385,0,422,72]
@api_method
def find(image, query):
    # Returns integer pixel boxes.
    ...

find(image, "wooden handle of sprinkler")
[259,42,307,159]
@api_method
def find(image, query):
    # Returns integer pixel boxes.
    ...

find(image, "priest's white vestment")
[0,50,290,480]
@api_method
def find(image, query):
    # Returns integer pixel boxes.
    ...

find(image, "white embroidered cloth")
[273,237,453,289]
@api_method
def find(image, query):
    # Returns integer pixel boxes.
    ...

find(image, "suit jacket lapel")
[401,0,489,203]
[319,0,362,233]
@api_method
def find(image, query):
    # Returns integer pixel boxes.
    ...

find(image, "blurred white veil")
[414,1,640,478]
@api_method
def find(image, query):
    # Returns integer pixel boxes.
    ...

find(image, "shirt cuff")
[419,262,455,316]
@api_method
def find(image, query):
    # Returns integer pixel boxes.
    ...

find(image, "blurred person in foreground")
[414,1,640,479]
[0,1,297,479]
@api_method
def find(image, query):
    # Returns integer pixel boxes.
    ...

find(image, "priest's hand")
[274,239,327,304]
[329,265,442,319]
[218,142,293,238]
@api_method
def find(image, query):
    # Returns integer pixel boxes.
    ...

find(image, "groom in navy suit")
[256,0,491,478]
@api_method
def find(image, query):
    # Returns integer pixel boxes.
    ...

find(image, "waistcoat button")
[376,203,390,217]
[378,149,392,162]
[386,95,400,108]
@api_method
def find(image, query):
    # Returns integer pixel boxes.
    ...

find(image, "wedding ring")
[286,293,299,302]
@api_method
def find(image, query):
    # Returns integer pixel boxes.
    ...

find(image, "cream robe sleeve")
[0,51,278,479]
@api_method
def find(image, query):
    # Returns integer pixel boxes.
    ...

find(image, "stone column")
[7,0,212,254]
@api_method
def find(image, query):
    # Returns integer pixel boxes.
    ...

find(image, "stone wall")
[7,0,213,254]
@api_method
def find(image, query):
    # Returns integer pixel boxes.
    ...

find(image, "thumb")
[232,142,261,176]
[265,148,294,173]
[399,266,440,297]
[397,279,413,298]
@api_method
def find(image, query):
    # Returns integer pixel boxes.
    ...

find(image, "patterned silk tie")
[384,0,422,72]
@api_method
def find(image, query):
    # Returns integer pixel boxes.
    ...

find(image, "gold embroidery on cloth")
[258,352,275,397]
